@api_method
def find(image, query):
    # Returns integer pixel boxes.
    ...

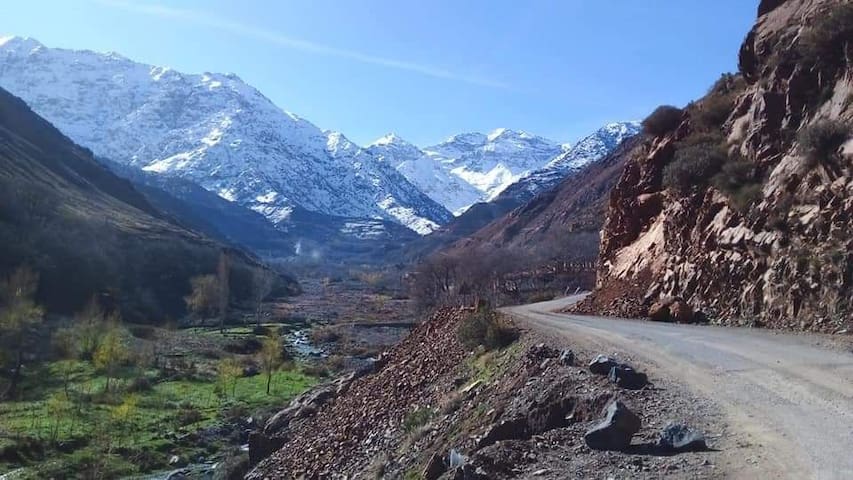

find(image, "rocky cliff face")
[576,0,852,332]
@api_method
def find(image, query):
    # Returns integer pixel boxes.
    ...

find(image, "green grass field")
[0,358,316,479]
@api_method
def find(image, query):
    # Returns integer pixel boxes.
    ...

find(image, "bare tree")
[217,252,230,333]
[252,268,277,328]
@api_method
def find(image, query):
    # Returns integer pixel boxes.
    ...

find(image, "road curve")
[503,295,853,480]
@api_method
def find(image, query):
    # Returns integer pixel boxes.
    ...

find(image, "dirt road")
[504,296,853,480]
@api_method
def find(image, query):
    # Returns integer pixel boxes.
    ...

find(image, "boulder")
[608,364,648,390]
[584,401,641,451]
[247,431,285,465]
[648,300,672,322]
[242,365,260,377]
[589,354,618,375]
[476,417,528,448]
[669,301,694,323]
[422,452,446,480]
[657,423,707,452]
[559,349,575,366]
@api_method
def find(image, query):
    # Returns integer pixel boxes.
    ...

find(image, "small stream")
[285,329,327,357]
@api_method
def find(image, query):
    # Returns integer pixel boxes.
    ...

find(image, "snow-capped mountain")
[425,129,567,209]
[0,36,451,234]
[367,134,483,215]
[494,121,641,205]
[369,128,567,215]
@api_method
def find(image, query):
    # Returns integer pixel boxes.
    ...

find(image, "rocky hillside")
[575,0,853,332]
[245,307,720,479]
[0,86,271,320]
[450,135,644,261]
[0,37,451,234]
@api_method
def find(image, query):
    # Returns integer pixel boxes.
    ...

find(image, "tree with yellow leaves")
[259,330,284,395]
[93,314,128,393]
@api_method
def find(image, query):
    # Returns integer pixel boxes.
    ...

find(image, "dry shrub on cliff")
[798,3,853,71]
[457,307,517,351]
[798,119,851,165]
[663,141,727,193]
[692,74,746,131]
[711,154,763,211]
[642,105,683,136]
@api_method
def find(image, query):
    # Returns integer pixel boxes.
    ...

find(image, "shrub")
[797,119,851,164]
[310,325,341,344]
[457,308,518,351]
[712,156,764,211]
[642,106,684,136]
[692,74,746,131]
[403,407,434,433]
[662,142,727,192]
[177,407,203,426]
[728,184,763,211]
[797,4,853,70]
[126,376,153,393]
[711,155,754,194]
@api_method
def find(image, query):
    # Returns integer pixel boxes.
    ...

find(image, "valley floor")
[507,296,853,479]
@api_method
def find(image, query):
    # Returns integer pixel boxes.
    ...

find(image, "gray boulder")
[589,354,618,375]
[584,400,641,451]
[657,423,707,452]
[608,364,648,390]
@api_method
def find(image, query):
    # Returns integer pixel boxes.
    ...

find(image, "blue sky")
[2,0,757,146]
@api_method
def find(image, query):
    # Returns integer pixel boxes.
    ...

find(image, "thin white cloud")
[96,0,509,89]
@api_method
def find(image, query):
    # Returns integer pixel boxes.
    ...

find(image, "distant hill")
[0,86,276,321]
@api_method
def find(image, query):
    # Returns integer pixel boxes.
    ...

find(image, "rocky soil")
[246,307,726,479]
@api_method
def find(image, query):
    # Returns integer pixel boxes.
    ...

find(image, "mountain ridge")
[0,36,451,234]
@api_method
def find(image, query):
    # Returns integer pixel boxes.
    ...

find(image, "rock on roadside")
[608,364,648,390]
[584,400,641,451]
[589,354,618,375]
[657,423,707,452]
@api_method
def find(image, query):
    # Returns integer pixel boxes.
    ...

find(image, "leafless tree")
[252,268,277,328]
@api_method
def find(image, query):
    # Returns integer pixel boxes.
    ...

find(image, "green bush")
[797,119,851,164]
[797,4,853,70]
[662,142,727,192]
[457,307,518,351]
[642,105,684,136]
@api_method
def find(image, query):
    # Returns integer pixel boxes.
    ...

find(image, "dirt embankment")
[247,307,724,479]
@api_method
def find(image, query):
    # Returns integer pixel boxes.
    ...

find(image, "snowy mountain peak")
[442,132,488,147]
[486,127,509,141]
[494,121,641,204]
[370,132,410,147]
[0,37,452,234]
[0,35,44,53]
[485,127,540,142]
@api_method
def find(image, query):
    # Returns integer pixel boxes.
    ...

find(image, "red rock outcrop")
[576,0,853,332]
